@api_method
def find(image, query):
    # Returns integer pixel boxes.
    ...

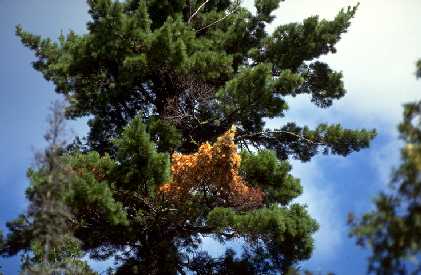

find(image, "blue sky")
[1,0,421,274]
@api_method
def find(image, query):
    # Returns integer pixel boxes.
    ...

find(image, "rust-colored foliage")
[159,128,264,210]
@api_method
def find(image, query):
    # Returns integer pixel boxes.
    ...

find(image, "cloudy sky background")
[1,0,421,274]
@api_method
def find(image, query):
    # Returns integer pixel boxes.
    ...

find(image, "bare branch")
[162,72,216,129]
[196,10,235,33]
[236,130,325,146]
[188,0,210,23]
[194,0,242,33]
[44,100,68,149]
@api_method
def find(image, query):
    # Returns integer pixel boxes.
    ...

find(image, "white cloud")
[320,0,421,126]
[244,0,421,126]
[291,159,344,260]
[370,134,402,186]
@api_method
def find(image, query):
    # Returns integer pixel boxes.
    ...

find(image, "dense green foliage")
[14,0,375,158]
[240,150,302,205]
[2,0,376,274]
[349,60,421,274]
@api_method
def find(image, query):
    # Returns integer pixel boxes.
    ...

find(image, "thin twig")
[188,0,210,23]
[196,10,236,33]
[237,130,325,146]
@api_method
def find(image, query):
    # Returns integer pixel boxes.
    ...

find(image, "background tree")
[1,101,96,274]
[349,59,421,274]
[2,0,376,274]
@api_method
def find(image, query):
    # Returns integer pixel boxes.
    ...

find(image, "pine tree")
[3,1,376,274]
[349,59,421,274]
[2,101,96,274]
